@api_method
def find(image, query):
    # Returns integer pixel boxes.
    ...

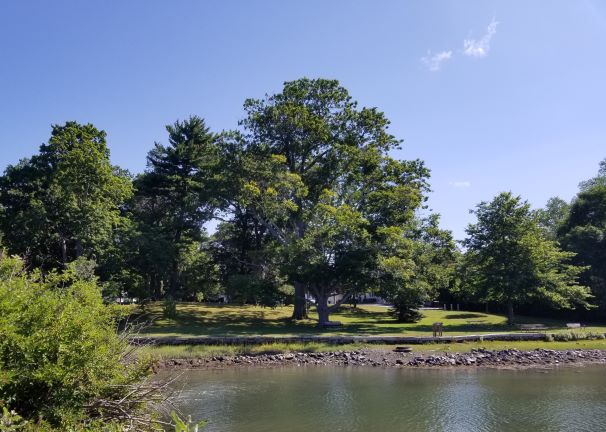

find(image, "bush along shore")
[156,348,606,370]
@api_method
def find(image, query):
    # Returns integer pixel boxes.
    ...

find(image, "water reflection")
[159,366,606,432]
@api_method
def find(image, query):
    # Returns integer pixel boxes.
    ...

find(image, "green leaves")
[559,184,606,310]
[171,411,207,432]
[464,192,592,321]
[226,78,434,321]
[133,116,219,298]
[0,254,148,426]
[0,122,132,269]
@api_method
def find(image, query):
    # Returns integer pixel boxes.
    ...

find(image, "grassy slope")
[135,302,606,338]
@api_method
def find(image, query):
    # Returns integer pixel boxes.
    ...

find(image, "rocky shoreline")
[156,348,606,371]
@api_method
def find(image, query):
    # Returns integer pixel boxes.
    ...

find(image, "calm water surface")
[160,366,606,432]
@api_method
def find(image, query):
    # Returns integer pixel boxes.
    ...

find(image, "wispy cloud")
[463,19,498,58]
[450,181,471,188]
[421,50,453,72]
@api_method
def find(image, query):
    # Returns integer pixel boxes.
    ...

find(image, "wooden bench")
[518,324,547,332]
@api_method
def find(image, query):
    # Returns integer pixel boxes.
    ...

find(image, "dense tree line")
[0,78,603,324]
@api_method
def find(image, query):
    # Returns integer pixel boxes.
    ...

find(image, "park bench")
[566,323,581,329]
[466,320,485,325]
[518,324,547,332]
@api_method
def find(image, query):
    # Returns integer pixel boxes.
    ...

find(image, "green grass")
[141,342,369,360]
[130,302,606,338]
[410,339,606,353]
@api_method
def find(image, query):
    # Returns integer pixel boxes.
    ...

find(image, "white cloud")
[450,181,471,188]
[421,50,452,72]
[463,18,498,58]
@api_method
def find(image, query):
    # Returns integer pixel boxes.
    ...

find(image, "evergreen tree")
[133,116,219,298]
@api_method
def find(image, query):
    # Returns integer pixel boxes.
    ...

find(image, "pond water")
[160,365,606,432]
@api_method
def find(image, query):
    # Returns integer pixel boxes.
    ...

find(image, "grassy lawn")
[133,302,606,338]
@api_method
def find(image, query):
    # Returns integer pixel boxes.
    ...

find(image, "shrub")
[172,412,207,432]
[163,296,178,319]
[389,289,425,323]
[0,254,149,427]
[0,406,28,431]
[551,330,606,342]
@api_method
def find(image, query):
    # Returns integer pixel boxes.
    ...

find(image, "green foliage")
[131,116,219,299]
[163,297,178,319]
[551,330,605,342]
[212,210,289,307]
[578,158,606,192]
[171,412,207,432]
[1,406,28,431]
[179,242,221,302]
[463,192,592,324]
[379,215,458,322]
[0,254,149,427]
[222,78,431,321]
[534,196,570,241]
[559,184,606,312]
[0,122,132,270]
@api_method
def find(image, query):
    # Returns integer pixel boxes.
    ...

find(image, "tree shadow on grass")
[444,313,487,319]
[140,303,572,338]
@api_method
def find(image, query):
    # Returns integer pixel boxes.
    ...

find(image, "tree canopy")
[559,185,606,311]
[220,78,431,322]
[0,122,132,270]
[463,192,591,324]
[1,79,601,328]
[129,116,220,299]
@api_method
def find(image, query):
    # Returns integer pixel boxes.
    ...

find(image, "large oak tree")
[221,78,430,322]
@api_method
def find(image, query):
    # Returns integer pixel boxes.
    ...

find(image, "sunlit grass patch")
[127,302,606,339]
[142,342,369,359]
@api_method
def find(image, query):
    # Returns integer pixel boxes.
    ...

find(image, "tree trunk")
[151,274,161,300]
[61,238,68,264]
[316,293,330,325]
[292,281,308,320]
[169,259,180,299]
[507,301,515,325]
[75,239,83,258]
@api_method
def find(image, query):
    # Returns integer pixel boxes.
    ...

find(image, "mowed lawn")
[134,302,606,338]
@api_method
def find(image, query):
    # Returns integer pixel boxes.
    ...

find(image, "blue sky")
[1,0,605,240]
